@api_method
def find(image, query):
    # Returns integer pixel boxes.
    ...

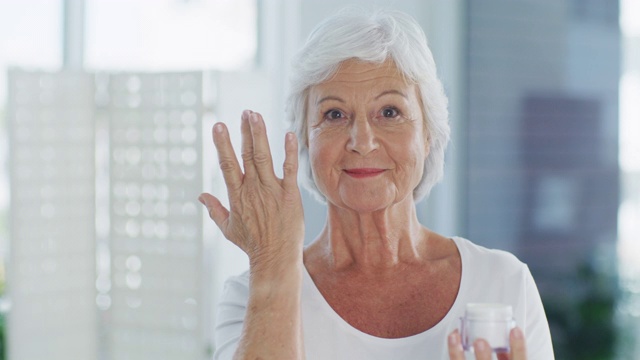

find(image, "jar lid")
[465,303,513,320]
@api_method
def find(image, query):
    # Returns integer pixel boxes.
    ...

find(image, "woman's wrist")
[249,248,304,288]
[249,237,303,270]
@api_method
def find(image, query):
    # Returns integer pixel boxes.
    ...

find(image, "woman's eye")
[381,107,399,118]
[324,109,345,120]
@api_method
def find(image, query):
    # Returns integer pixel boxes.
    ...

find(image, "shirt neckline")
[301,236,470,345]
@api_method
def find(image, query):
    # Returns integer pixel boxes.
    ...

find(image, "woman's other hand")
[199,110,304,268]
[448,327,527,360]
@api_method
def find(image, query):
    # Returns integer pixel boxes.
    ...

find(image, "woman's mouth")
[344,168,386,179]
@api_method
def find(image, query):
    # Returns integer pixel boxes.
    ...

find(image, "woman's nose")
[346,117,379,155]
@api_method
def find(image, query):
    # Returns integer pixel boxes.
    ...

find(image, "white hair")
[285,9,450,203]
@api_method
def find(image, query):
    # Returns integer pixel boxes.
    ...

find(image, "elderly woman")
[199,9,554,360]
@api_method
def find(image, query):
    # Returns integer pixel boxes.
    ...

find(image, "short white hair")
[286,9,450,203]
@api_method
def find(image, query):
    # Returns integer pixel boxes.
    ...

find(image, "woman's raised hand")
[448,328,527,360]
[200,110,306,359]
[199,110,304,268]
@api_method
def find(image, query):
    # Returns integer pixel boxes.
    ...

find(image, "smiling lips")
[343,168,386,179]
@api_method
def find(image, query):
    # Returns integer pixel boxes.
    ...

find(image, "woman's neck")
[313,196,429,274]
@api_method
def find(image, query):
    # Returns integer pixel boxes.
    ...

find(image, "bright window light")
[619,72,640,172]
[85,0,257,71]
[621,0,640,37]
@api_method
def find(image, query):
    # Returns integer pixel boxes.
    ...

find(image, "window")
[0,1,258,358]
[84,0,257,71]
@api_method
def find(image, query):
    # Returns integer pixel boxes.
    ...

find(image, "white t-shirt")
[214,237,555,360]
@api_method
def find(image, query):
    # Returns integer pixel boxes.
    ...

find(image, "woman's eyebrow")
[316,90,407,105]
[316,95,345,105]
[375,89,408,100]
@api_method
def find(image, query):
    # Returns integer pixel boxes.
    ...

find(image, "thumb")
[199,193,230,232]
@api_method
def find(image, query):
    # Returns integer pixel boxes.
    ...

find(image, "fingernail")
[448,332,459,346]
[250,113,258,123]
[197,194,206,206]
[214,123,224,133]
[474,340,486,351]
[513,327,523,339]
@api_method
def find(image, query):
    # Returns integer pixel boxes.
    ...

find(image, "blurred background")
[0,0,637,359]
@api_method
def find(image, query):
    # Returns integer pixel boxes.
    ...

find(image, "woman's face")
[306,59,429,213]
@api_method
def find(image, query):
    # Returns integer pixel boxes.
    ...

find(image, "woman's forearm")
[234,257,305,360]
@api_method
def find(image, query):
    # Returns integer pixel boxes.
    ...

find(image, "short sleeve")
[213,273,250,360]
[523,266,555,360]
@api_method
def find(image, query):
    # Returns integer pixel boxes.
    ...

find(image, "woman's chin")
[337,190,396,214]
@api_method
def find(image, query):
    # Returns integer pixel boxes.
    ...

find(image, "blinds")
[7,70,98,360]
[7,70,206,360]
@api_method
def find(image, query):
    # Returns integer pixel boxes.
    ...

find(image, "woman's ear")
[414,86,430,153]
[301,121,310,148]
[422,119,431,155]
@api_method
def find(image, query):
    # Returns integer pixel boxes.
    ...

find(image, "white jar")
[460,303,515,353]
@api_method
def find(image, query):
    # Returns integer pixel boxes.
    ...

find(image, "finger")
[510,327,527,360]
[473,339,493,360]
[199,193,230,233]
[212,123,243,192]
[240,110,257,178]
[248,112,276,181]
[282,132,299,190]
[447,330,465,360]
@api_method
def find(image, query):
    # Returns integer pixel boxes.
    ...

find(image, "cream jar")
[460,303,515,353]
